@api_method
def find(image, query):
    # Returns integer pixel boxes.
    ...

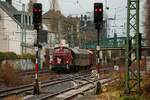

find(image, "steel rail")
[63,77,119,100]
[39,76,119,100]
[0,71,91,98]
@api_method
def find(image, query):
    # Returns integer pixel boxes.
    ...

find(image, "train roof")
[54,46,93,55]
[70,48,88,54]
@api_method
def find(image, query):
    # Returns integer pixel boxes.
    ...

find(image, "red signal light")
[33,8,37,12]
[33,8,42,13]
[38,9,41,12]
[94,3,103,23]
[99,8,102,12]
[95,8,98,12]
[95,8,102,12]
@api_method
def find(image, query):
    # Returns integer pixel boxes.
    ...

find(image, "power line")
[61,0,87,14]
[13,0,24,5]
[76,0,86,12]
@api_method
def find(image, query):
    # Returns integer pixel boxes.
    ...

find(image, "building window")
[26,15,28,24]
[29,16,31,25]
[0,14,1,21]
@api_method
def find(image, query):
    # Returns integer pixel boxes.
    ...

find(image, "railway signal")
[32,3,42,30]
[94,3,103,95]
[32,3,42,95]
[94,3,103,24]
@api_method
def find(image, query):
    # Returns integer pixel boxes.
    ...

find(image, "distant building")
[42,10,80,47]
[0,0,36,54]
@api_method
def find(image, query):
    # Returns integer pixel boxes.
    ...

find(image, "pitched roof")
[0,1,23,27]
[0,1,33,29]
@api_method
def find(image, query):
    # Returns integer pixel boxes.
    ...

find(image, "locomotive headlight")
[66,61,68,64]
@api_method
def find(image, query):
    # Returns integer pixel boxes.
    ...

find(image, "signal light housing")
[32,3,42,29]
[94,3,103,23]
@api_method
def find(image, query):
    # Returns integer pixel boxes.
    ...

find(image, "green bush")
[0,52,35,63]
[5,52,18,60]
[0,52,5,62]
[120,96,145,100]
[0,52,18,60]
[18,53,35,63]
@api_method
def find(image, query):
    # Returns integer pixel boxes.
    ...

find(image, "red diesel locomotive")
[50,46,94,72]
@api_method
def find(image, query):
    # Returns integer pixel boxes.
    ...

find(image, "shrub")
[0,62,21,86]
[18,53,35,63]
[0,52,5,62]
[0,52,18,61]
[0,52,35,64]
[4,52,18,60]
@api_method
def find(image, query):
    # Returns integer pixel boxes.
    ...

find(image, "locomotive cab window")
[55,57,64,64]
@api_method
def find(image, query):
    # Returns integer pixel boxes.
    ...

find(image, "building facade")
[0,0,36,54]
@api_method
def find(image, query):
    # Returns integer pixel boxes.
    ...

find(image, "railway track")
[0,70,92,99]
[18,69,52,76]
[39,76,119,100]
[0,66,115,99]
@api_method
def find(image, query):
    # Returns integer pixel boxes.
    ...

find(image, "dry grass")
[0,61,35,87]
[97,72,150,100]
[4,95,22,100]
[39,72,61,82]
[0,62,21,87]
[0,61,60,87]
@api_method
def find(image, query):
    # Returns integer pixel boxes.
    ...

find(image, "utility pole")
[33,28,41,95]
[105,0,108,38]
[58,15,62,43]
[125,0,141,95]
[21,3,26,54]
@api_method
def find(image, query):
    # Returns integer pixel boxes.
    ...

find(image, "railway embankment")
[79,70,150,100]
[0,61,59,89]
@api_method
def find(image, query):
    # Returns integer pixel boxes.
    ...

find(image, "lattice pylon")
[125,0,141,95]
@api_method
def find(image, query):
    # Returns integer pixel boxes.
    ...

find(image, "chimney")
[6,0,12,5]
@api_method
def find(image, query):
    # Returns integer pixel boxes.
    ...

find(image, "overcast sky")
[9,0,146,36]
[37,0,127,16]
[10,0,127,17]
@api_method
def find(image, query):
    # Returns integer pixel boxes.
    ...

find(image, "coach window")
[61,58,64,63]
[0,14,1,21]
